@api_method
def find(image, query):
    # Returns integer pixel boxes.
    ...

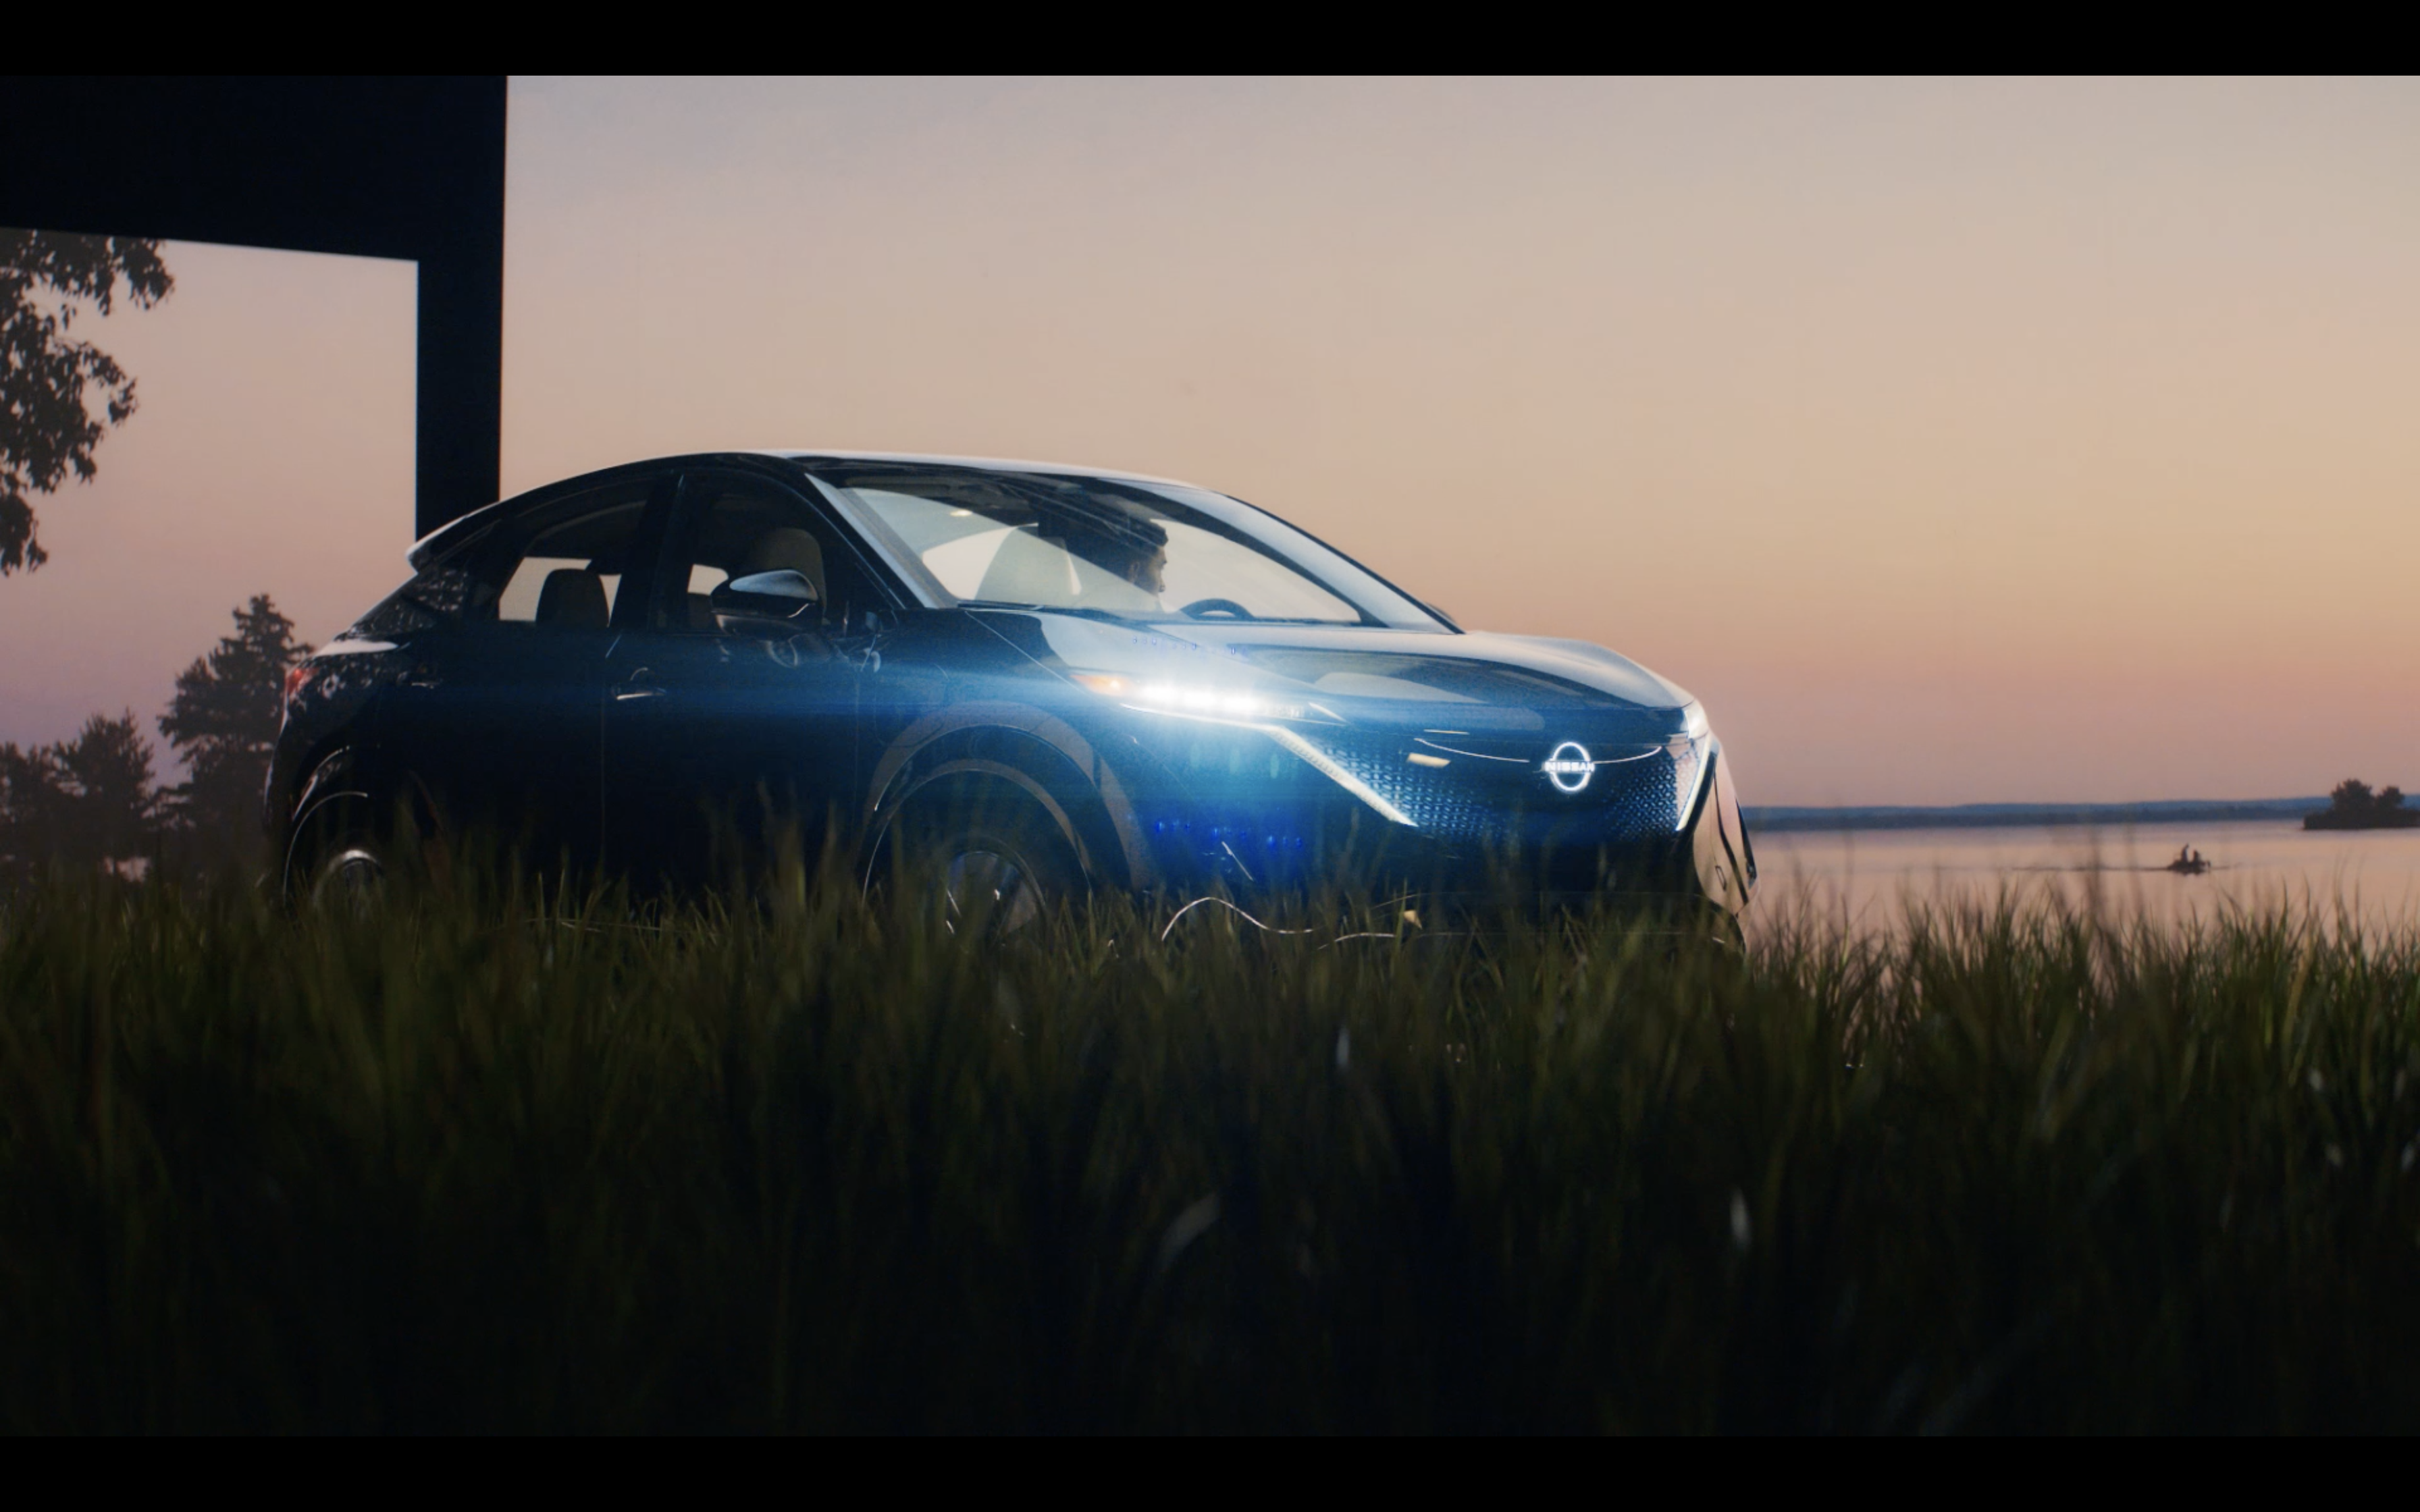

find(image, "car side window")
[490,485,656,630]
[346,562,479,639]
[656,475,885,636]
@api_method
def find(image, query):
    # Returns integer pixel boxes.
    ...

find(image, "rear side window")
[491,487,654,629]
[346,564,478,640]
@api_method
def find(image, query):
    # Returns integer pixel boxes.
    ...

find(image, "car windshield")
[807,463,1442,628]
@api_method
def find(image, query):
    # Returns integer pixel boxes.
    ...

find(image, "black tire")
[885,776,1085,939]
[285,801,389,914]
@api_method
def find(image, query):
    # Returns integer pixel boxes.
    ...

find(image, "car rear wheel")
[309,840,387,913]
[285,799,390,914]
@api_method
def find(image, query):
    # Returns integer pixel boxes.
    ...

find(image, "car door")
[382,473,673,878]
[601,468,889,890]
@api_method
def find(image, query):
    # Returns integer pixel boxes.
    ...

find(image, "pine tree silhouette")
[158,595,309,867]
[0,711,159,887]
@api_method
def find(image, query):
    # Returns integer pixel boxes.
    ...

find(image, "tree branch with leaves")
[1,228,174,575]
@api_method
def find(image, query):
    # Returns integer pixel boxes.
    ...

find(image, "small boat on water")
[2166,846,2211,875]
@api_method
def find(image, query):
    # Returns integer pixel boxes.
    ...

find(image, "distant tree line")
[0,595,307,889]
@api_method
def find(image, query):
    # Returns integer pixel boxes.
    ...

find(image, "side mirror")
[712,569,818,622]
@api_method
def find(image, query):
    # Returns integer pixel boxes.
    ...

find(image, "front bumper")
[1107,711,1752,915]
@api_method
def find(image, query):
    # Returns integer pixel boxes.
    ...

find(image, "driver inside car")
[1104,537,1167,597]
[1066,516,1171,603]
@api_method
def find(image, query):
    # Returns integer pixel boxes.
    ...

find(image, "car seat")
[974,529,1080,607]
[535,567,609,629]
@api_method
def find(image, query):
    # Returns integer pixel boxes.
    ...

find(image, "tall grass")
[3,856,2417,1432]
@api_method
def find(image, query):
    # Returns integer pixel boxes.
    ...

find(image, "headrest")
[535,567,609,629]
[1048,497,1168,555]
[976,529,1079,606]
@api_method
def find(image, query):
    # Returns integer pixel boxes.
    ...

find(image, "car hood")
[991,612,1695,733]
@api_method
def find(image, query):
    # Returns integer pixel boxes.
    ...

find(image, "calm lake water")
[1747,821,2420,939]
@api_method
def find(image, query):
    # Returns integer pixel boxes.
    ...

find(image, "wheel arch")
[278,744,449,901]
[864,703,1149,890]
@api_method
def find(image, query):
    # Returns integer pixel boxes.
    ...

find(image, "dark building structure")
[0,76,507,539]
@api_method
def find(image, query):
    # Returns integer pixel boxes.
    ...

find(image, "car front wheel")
[885,776,1084,939]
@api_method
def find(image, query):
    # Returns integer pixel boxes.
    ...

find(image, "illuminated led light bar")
[1070,672,1311,724]
[1067,670,1413,828]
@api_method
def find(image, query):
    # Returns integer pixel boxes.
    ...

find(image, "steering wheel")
[1178,597,1254,620]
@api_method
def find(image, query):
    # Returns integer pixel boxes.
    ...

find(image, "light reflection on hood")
[1020,612,1689,718]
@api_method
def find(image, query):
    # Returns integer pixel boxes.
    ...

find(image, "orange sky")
[5,78,2417,803]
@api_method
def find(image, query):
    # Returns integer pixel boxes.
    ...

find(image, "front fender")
[866,701,1153,888]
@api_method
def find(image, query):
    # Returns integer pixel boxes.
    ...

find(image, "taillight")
[282,662,321,718]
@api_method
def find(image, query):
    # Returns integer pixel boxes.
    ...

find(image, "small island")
[2305,778,2420,831]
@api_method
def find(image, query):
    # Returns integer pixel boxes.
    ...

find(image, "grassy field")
[3,855,2418,1432]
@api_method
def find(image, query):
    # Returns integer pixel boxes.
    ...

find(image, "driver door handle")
[614,666,666,702]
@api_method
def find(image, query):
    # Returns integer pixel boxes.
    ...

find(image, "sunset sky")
[5,76,2417,805]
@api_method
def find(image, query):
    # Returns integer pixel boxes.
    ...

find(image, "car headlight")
[1068,672,1324,724]
[1668,701,1713,830]
[1066,671,1412,827]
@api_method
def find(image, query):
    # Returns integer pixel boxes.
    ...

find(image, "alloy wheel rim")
[311,846,386,912]
[945,847,1038,935]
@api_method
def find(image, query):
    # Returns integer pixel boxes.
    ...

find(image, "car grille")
[1309,732,1680,847]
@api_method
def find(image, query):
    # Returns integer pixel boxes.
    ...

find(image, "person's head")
[1112,541,1167,595]
[1067,512,1170,597]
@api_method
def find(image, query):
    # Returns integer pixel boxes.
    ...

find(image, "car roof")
[758,449,1204,489]
[406,450,1212,570]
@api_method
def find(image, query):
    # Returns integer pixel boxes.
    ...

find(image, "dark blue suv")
[270,452,1755,925]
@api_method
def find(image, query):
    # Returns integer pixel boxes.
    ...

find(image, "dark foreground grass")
[3,858,2419,1433]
